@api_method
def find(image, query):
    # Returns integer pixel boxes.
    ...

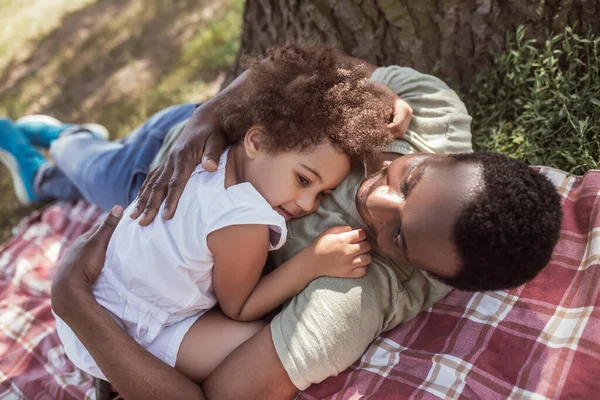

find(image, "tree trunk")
[225,0,599,88]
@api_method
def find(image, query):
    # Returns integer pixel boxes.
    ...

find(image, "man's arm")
[63,291,207,400]
[131,52,410,225]
[51,206,296,400]
[52,207,207,400]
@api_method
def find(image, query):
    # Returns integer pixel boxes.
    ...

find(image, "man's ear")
[244,125,265,159]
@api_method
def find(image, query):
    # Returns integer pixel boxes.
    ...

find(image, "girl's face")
[244,137,351,221]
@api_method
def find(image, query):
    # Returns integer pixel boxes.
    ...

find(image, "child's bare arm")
[209,225,371,322]
[209,224,308,322]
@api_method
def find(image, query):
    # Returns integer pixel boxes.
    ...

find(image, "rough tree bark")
[225,0,599,88]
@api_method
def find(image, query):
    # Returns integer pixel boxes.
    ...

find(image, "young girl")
[54,43,394,382]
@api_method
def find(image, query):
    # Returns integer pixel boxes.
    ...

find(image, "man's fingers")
[389,98,413,138]
[90,206,123,244]
[131,168,160,219]
[201,132,227,173]
[139,164,173,226]
[163,157,196,219]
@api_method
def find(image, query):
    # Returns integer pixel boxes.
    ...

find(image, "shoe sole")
[16,115,110,141]
[0,148,35,206]
[16,114,63,127]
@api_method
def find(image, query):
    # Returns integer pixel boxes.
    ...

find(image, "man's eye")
[297,175,310,186]
[400,169,417,196]
[400,179,409,196]
[394,227,403,248]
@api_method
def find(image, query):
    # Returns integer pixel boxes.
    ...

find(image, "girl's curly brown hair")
[218,42,394,161]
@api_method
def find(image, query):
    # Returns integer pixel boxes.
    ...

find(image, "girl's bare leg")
[175,310,265,382]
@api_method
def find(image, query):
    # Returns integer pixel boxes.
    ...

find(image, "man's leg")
[14,114,109,147]
[37,104,196,210]
[0,118,48,205]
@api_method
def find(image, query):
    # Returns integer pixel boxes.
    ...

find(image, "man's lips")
[355,170,384,225]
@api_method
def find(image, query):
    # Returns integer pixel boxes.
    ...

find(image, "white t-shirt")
[94,148,287,346]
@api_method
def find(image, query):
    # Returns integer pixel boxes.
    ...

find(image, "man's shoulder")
[371,66,473,155]
[369,253,452,328]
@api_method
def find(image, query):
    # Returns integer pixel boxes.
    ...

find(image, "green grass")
[0,0,244,241]
[466,26,600,174]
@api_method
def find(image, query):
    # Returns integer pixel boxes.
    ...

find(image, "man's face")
[355,154,483,278]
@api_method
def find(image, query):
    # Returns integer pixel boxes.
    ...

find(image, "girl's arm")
[209,225,372,322]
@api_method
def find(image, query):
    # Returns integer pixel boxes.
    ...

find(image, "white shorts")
[54,311,201,381]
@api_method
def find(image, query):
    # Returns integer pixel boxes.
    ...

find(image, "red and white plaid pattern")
[1,167,599,399]
[0,202,103,399]
[302,167,600,400]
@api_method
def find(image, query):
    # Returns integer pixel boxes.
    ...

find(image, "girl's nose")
[296,194,317,212]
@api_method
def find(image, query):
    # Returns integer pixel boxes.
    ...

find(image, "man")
[47,56,561,399]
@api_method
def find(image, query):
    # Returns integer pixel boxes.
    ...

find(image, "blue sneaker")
[15,115,109,148]
[0,118,48,205]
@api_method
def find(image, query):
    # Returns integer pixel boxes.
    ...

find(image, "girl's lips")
[275,206,293,220]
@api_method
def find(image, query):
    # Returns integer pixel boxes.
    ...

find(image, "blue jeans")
[35,104,197,211]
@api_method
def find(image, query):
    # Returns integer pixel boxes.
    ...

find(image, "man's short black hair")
[439,152,562,292]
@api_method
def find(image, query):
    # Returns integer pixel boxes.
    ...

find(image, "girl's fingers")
[352,254,372,267]
[346,241,371,255]
[351,266,368,278]
[341,228,367,243]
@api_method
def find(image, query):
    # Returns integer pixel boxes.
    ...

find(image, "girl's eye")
[400,170,417,196]
[297,175,310,186]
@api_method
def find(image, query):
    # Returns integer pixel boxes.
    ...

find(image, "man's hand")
[51,205,208,400]
[130,102,228,226]
[51,205,124,320]
[365,83,411,175]
[371,81,413,138]
[129,65,412,227]
[389,96,413,137]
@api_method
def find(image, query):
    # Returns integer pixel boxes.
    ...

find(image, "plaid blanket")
[1,167,599,399]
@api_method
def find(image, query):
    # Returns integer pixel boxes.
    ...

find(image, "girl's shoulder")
[204,182,287,251]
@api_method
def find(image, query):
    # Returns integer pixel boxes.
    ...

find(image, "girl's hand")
[305,226,372,279]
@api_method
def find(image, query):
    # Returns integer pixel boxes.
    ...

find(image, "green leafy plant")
[466,26,599,174]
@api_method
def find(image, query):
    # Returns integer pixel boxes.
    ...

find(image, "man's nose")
[366,186,404,222]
